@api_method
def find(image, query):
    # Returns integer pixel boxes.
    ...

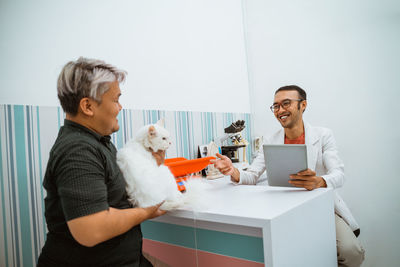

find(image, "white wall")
[2,0,399,266]
[243,0,400,266]
[0,0,250,113]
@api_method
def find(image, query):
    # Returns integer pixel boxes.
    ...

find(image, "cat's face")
[147,124,171,151]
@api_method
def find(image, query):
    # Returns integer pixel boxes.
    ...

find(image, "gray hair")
[57,57,127,115]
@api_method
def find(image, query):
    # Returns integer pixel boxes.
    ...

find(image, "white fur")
[116,121,209,211]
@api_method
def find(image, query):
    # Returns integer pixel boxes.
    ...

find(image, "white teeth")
[281,116,288,119]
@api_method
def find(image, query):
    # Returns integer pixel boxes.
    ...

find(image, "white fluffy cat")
[116,119,208,211]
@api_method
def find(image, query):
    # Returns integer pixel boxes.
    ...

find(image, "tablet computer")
[263,144,308,187]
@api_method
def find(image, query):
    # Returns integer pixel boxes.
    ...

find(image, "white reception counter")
[147,176,337,267]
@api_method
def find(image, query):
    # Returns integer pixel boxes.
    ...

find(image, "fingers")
[155,200,165,208]
[152,150,166,166]
[296,168,316,176]
[154,201,167,215]
[288,169,321,191]
[219,166,234,176]
[289,174,313,180]
[210,153,234,175]
[152,150,165,157]
[145,201,167,219]
[215,153,229,160]
[290,168,316,180]
[212,154,231,166]
[156,209,167,216]
[210,153,223,163]
[288,179,317,191]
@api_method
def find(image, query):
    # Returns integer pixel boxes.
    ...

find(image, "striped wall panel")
[143,239,264,267]
[141,220,264,266]
[0,104,253,267]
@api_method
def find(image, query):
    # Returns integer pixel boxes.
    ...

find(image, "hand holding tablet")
[263,144,308,187]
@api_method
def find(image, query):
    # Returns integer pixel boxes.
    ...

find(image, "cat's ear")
[148,125,157,137]
[156,118,165,127]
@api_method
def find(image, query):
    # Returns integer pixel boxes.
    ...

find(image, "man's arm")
[288,128,343,190]
[68,204,166,247]
[320,129,345,188]
[62,145,168,247]
[211,153,240,182]
[211,152,266,184]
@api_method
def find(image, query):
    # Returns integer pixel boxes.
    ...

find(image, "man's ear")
[302,100,307,113]
[79,97,95,116]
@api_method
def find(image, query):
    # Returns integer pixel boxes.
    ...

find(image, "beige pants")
[336,214,365,267]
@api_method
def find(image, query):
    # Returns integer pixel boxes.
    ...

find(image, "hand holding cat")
[151,150,166,166]
[142,202,167,219]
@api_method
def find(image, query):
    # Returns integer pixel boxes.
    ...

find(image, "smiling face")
[273,90,306,129]
[92,80,122,136]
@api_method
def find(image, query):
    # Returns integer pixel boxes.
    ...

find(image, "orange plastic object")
[164,157,215,178]
[175,175,202,192]
[164,157,186,164]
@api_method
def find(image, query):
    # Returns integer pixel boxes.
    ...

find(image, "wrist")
[318,177,327,188]
[230,168,240,183]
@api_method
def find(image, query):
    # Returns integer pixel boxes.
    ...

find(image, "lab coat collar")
[275,121,319,145]
[304,122,320,170]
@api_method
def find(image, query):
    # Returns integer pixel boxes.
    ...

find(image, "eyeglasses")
[269,99,304,113]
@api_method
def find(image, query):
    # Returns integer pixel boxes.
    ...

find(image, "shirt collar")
[63,119,111,144]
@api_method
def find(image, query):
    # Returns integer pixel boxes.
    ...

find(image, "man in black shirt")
[37,57,166,266]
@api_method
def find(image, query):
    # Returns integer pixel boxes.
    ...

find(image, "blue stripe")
[206,113,211,143]
[177,112,183,157]
[36,107,47,237]
[189,112,194,158]
[173,112,180,157]
[181,112,189,158]
[151,110,157,123]
[196,228,264,263]
[0,106,9,267]
[27,107,39,262]
[57,107,61,129]
[212,112,217,141]
[122,110,128,144]
[200,112,204,144]
[142,221,196,249]
[116,112,123,149]
[7,105,20,266]
[14,105,33,267]
[245,114,252,163]
[142,110,146,125]
[142,221,264,263]
[129,110,133,140]
[223,113,227,133]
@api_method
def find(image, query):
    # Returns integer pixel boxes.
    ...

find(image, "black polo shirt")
[38,120,151,267]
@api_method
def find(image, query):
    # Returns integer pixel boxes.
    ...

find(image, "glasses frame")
[270,98,304,113]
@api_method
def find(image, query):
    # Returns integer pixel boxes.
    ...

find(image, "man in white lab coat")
[212,85,365,267]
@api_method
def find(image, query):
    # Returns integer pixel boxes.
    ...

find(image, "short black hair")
[275,85,307,100]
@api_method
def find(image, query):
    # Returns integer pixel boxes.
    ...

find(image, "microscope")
[214,120,248,163]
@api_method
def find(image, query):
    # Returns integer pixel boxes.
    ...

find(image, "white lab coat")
[237,122,359,231]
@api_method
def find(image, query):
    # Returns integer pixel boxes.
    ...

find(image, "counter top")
[153,176,333,228]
